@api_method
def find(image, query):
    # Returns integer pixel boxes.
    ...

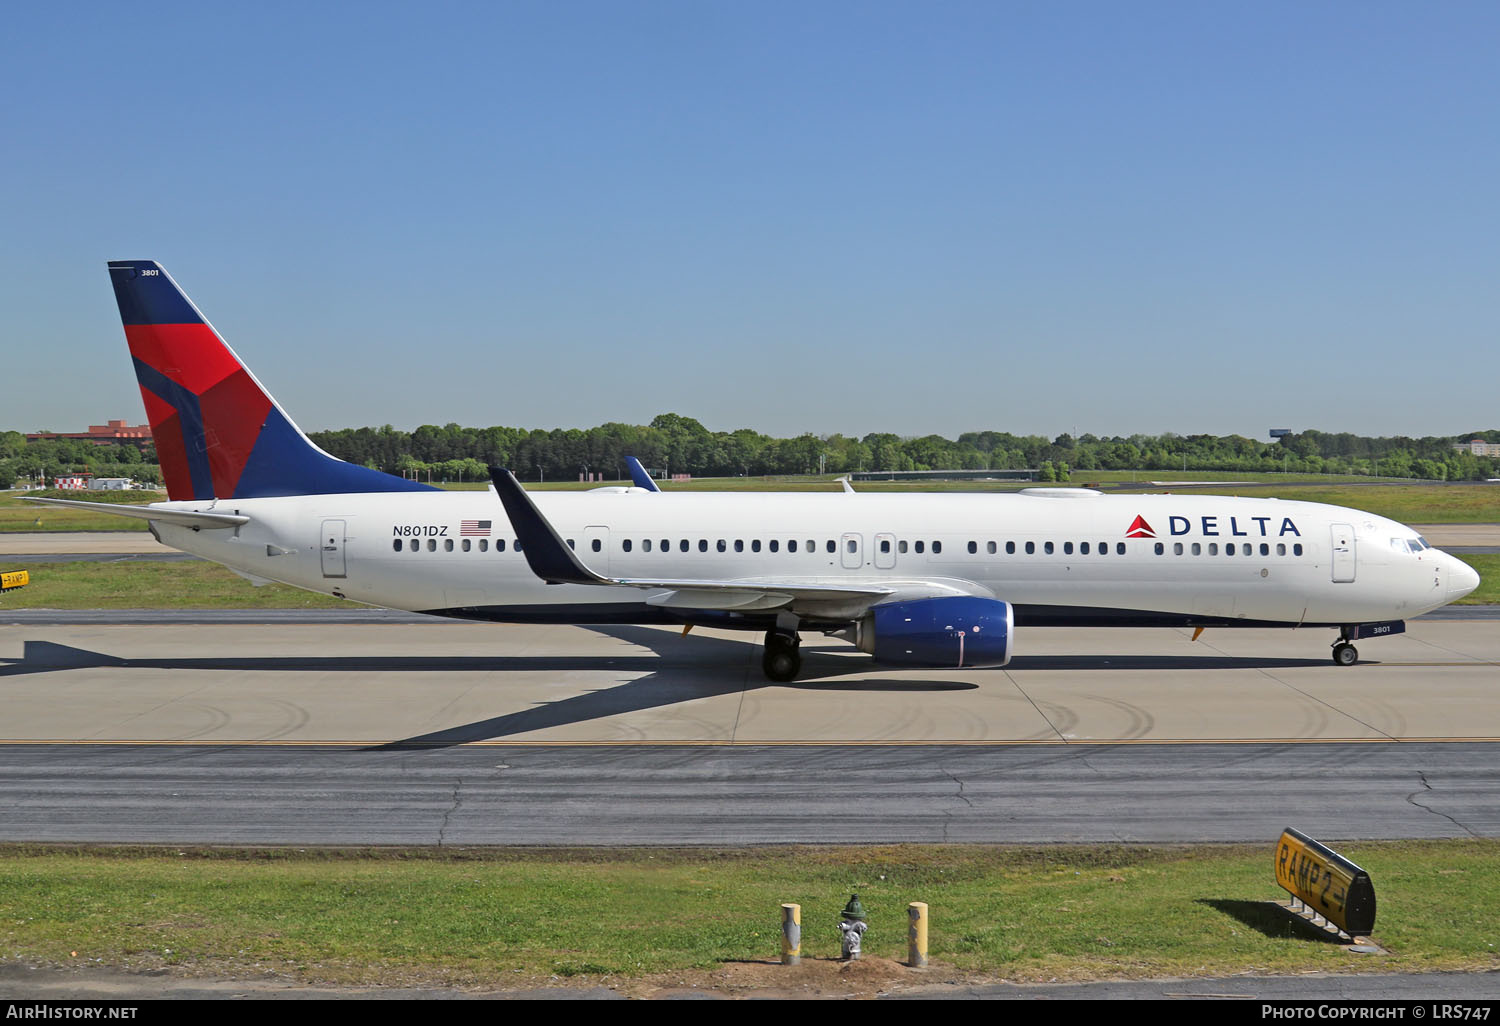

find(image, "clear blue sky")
[3,1,1496,441]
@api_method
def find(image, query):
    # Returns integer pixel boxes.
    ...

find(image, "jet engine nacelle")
[854,596,1014,668]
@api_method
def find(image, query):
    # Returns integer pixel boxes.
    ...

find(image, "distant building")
[26,419,153,449]
[93,478,135,490]
[1454,439,1500,457]
[54,473,93,490]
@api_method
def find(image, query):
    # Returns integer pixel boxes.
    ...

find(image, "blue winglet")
[625,455,661,492]
[489,468,607,586]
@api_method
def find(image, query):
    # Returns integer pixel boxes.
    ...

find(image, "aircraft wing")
[20,496,249,530]
[489,468,990,619]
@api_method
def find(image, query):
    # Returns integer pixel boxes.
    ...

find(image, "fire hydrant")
[837,894,868,960]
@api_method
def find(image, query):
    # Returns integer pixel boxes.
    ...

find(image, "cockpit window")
[1414,537,1431,551]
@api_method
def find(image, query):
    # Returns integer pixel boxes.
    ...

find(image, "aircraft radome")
[25,261,1482,682]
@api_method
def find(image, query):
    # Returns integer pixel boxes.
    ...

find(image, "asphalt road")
[0,739,1496,845]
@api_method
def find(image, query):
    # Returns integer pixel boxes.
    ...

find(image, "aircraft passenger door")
[320,519,347,579]
[840,533,863,570]
[1330,523,1356,584]
[584,525,610,575]
[874,532,896,570]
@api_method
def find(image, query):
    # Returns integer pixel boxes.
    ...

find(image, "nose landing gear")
[1332,626,1358,666]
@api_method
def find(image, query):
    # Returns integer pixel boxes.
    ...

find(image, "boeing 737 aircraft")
[26,261,1482,681]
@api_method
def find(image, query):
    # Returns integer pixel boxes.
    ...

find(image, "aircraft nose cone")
[1450,557,1481,601]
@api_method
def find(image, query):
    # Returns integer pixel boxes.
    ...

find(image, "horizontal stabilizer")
[21,496,249,530]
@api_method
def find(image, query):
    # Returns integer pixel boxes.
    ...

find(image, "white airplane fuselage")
[152,488,1474,631]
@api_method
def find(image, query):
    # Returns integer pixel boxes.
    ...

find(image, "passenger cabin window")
[1191,543,1201,555]
[1043,541,1054,554]
[1006,541,1015,554]
[1064,541,1074,555]
[679,540,689,552]
[622,539,632,552]
[392,539,402,552]
[967,541,977,554]
[752,540,762,552]
[462,539,470,552]
[566,539,575,550]
[898,541,908,554]
[770,540,779,553]
[826,540,835,553]
[932,541,942,554]
[427,539,436,552]
[717,539,727,552]
[789,540,798,553]
[698,539,707,552]
[1025,541,1035,554]
[1208,543,1219,555]
[1174,543,1183,555]
[1276,543,1286,555]
[1080,542,1089,555]
[1154,542,1164,555]
[914,541,925,554]
[480,539,488,552]
[880,539,891,554]
[1294,543,1304,556]
[496,539,506,552]
[847,539,858,553]
[1115,542,1125,555]
[987,541,997,554]
[735,540,744,552]
[592,539,602,552]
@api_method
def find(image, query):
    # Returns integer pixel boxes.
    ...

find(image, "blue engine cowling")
[855,596,1014,668]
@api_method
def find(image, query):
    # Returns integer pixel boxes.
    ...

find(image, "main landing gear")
[1332,626,1358,666]
[762,629,802,682]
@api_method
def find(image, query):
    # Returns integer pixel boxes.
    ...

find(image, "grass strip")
[0,561,350,610]
[1,843,1497,988]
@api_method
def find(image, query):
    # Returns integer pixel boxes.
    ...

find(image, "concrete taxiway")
[1,617,1497,745]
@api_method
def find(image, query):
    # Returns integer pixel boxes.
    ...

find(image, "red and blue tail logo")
[109,261,435,501]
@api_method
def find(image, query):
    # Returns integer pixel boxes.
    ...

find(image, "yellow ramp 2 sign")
[1274,827,1376,936]
[0,570,29,592]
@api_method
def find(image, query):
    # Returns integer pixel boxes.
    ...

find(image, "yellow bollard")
[907,902,928,967]
[781,903,801,965]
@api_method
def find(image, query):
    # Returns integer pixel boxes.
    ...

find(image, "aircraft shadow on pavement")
[0,631,974,750]
[373,626,980,750]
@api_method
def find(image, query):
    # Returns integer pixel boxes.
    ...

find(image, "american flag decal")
[460,520,492,537]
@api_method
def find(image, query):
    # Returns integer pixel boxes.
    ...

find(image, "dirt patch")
[626,956,963,999]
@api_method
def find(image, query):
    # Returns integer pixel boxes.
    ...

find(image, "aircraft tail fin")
[624,455,661,492]
[108,261,435,501]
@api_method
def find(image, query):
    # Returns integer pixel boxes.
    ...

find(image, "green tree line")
[306,418,1500,483]
[3,422,1497,490]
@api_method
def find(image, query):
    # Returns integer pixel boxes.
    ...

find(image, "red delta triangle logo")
[1125,515,1156,538]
